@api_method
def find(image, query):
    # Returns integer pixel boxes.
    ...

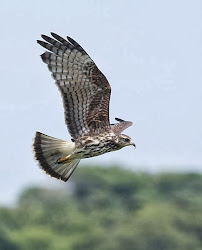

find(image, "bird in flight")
[33,33,135,182]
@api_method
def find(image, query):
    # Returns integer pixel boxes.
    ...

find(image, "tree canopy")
[1,166,202,250]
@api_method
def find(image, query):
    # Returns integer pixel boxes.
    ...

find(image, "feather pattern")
[33,132,80,181]
[37,33,111,139]
[33,33,135,182]
[111,118,133,135]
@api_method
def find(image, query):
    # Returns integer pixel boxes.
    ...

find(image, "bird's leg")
[56,155,72,164]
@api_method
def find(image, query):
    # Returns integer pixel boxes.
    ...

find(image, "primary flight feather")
[33,33,135,181]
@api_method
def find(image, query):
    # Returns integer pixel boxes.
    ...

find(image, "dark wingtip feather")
[66,36,76,45]
[37,40,46,47]
[115,117,125,122]
[66,36,72,41]
[40,53,47,63]
[51,32,59,38]
[41,34,48,40]
[51,33,71,47]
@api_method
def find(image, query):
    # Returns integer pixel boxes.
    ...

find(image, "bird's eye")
[124,138,130,143]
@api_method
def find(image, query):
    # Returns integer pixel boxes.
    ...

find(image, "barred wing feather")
[37,33,111,139]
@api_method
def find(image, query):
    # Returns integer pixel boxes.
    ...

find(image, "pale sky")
[0,0,201,205]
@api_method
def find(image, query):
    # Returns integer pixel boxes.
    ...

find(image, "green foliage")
[0,228,20,250]
[1,166,202,250]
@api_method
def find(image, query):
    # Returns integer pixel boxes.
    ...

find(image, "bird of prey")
[33,33,135,182]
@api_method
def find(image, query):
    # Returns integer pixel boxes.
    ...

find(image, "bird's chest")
[75,137,121,158]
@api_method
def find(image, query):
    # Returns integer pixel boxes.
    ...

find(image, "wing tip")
[115,117,125,122]
[115,118,133,125]
[41,34,48,40]
[50,32,57,38]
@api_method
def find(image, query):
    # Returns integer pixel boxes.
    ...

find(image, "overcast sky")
[0,0,201,205]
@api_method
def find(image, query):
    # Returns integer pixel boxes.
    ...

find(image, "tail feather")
[33,132,80,181]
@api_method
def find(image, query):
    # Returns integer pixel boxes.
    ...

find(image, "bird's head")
[118,134,136,148]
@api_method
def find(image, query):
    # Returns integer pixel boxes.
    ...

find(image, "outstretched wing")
[37,33,111,139]
[111,117,133,135]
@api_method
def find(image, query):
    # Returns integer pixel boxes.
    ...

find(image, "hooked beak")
[133,143,136,148]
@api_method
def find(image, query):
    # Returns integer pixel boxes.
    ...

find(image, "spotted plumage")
[33,33,135,181]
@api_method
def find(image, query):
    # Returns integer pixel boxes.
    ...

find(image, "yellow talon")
[57,155,71,164]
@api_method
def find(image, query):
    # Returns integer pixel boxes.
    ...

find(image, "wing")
[111,117,133,135]
[37,33,111,139]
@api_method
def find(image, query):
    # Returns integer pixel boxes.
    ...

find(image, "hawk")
[33,33,135,182]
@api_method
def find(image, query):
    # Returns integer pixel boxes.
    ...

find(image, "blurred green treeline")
[1,166,202,250]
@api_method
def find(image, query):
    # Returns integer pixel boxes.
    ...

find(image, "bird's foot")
[56,155,72,164]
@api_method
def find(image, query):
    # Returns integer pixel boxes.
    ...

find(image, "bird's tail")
[33,132,80,181]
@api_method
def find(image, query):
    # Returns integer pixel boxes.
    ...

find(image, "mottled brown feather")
[111,121,133,135]
[37,34,111,139]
